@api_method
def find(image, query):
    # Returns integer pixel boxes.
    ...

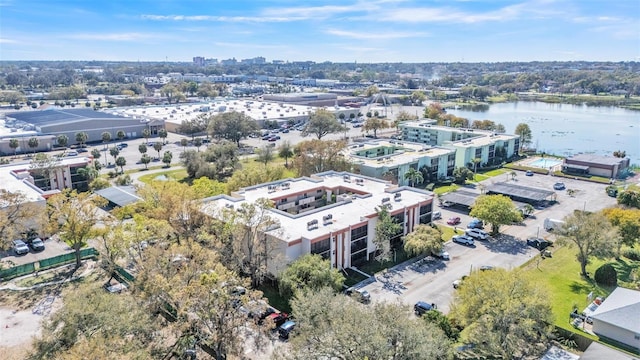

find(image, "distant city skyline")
[1,0,638,63]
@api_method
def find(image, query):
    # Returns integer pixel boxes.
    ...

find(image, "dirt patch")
[0,306,45,347]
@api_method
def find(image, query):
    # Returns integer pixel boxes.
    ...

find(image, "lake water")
[447,102,640,165]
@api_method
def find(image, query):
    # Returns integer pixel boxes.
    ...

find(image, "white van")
[432,211,442,220]
[544,218,565,231]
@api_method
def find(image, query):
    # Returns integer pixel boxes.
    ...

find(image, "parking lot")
[359,170,618,313]
[1,237,72,267]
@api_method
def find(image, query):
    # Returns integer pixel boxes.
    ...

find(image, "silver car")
[465,228,489,240]
[452,235,475,246]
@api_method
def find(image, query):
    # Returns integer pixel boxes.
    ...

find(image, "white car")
[452,235,475,246]
[465,228,489,240]
[432,250,450,260]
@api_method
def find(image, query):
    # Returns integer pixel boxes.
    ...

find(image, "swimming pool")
[529,158,562,168]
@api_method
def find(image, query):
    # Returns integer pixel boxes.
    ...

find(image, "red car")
[447,217,461,225]
[266,312,289,327]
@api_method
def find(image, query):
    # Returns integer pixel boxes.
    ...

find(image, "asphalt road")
[359,170,618,314]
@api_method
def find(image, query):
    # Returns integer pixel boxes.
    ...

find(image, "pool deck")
[518,156,564,171]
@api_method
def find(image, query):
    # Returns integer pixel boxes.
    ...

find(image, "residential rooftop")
[346,140,454,168]
[201,171,433,243]
[566,153,629,166]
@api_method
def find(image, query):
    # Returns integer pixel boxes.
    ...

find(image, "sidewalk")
[0,260,97,291]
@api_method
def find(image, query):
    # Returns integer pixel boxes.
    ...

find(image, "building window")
[311,238,331,260]
[351,225,368,240]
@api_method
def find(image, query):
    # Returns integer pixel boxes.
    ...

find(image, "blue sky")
[1,0,638,62]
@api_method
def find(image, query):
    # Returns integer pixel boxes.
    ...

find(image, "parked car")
[553,182,566,190]
[432,211,442,220]
[452,235,475,246]
[467,218,484,229]
[527,237,552,250]
[479,265,495,271]
[12,239,29,255]
[104,282,128,293]
[345,287,371,304]
[465,228,489,240]
[66,151,78,157]
[447,217,461,225]
[526,170,533,176]
[414,301,435,316]
[117,143,128,149]
[281,128,290,133]
[266,312,289,327]
[28,237,45,251]
[278,320,296,339]
[261,134,272,140]
[432,249,450,260]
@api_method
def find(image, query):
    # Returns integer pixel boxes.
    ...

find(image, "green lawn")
[522,246,640,333]
[433,184,460,195]
[482,168,508,177]
[436,224,464,241]
[472,174,489,182]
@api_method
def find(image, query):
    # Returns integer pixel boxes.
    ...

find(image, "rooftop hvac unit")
[394,193,402,201]
[381,197,391,204]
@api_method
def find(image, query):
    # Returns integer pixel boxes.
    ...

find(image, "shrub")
[594,263,617,286]
[622,248,640,261]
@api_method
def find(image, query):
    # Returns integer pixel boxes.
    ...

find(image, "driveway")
[359,170,618,313]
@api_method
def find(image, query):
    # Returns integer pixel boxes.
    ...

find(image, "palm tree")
[57,134,69,148]
[278,141,294,167]
[472,157,482,174]
[404,167,424,187]
[109,147,120,165]
[142,128,151,144]
[140,154,151,169]
[28,137,39,155]
[9,138,19,157]
[75,132,88,149]
[116,130,126,142]
[158,128,168,144]
[77,166,99,182]
[115,156,126,174]
[153,142,163,159]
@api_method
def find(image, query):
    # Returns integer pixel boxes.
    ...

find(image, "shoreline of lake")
[445,101,639,165]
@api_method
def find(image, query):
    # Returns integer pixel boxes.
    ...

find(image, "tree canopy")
[208,111,259,146]
[469,194,522,234]
[374,205,402,261]
[278,254,345,298]
[450,268,553,359]
[555,211,616,277]
[404,224,444,257]
[514,123,532,151]
[292,139,351,177]
[278,287,451,360]
[301,108,345,140]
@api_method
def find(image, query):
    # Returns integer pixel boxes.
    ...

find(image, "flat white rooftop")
[347,140,454,168]
[201,171,433,243]
[0,156,91,204]
[115,100,356,127]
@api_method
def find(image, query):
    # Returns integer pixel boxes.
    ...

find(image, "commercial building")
[118,99,357,133]
[399,119,520,168]
[563,154,631,179]
[1,108,164,154]
[201,171,435,275]
[345,139,456,186]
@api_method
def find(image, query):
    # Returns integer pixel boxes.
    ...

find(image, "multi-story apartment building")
[399,119,520,168]
[346,140,456,185]
[201,171,434,274]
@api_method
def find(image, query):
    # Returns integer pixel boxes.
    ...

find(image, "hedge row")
[552,171,612,184]
[503,163,550,175]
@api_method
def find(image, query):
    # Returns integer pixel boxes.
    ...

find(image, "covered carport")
[440,190,479,210]
[487,182,555,204]
[95,186,142,209]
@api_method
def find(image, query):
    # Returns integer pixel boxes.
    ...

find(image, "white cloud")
[0,38,17,43]
[326,29,428,40]
[64,33,162,41]
[141,14,300,23]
